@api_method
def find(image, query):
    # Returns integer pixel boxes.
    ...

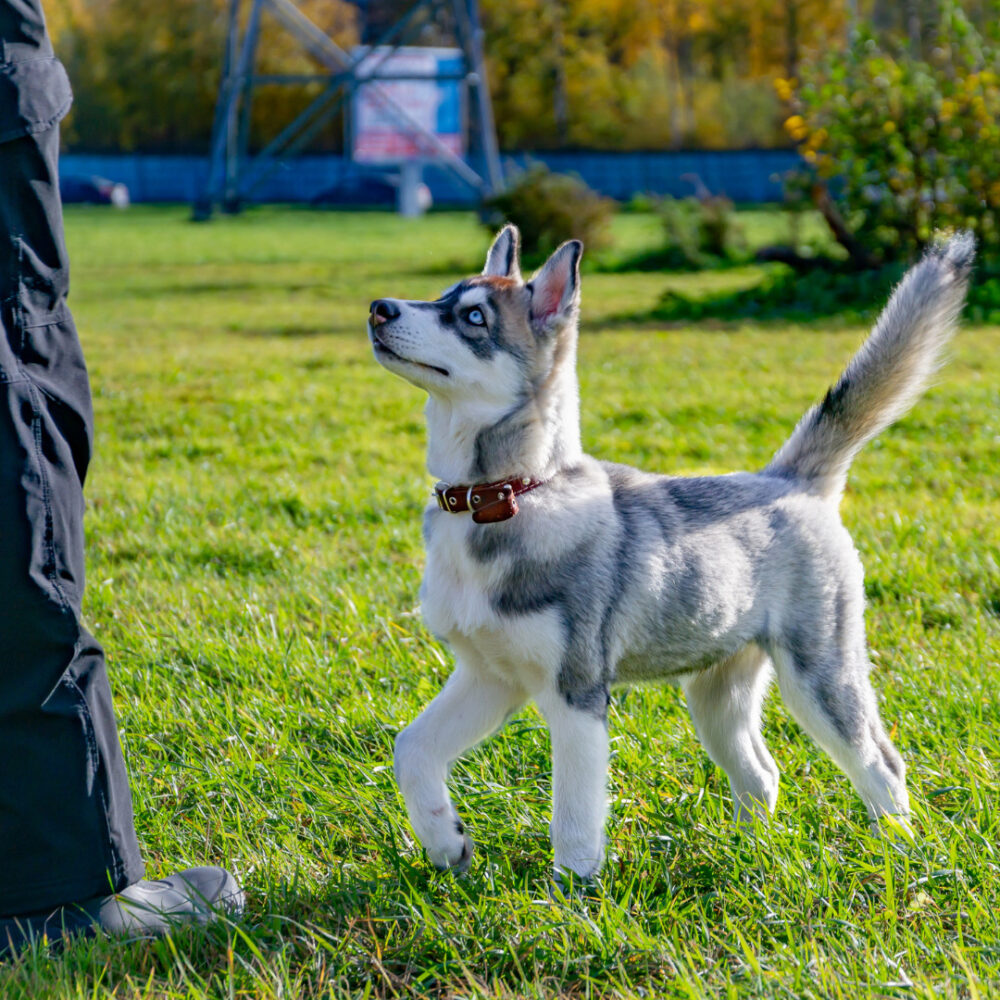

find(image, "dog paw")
[427,820,474,873]
[429,832,473,873]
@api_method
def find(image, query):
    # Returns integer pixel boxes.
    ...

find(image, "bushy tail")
[765,232,975,500]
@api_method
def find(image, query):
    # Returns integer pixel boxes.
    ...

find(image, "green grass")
[2,206,998,998]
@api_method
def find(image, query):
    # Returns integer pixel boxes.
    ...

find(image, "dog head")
[368,225,583,480]
[368,225,581,401]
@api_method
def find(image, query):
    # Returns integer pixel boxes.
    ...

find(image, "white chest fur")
[421,509,499,637]
[420,506,565,691]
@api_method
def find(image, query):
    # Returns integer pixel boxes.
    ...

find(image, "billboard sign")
[351,46,465,163]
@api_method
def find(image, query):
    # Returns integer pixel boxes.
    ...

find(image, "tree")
[50,0,358,153]
[783,0,1000,265]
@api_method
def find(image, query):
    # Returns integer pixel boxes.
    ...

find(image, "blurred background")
[46,0,1000,314]
[47,0,992,152]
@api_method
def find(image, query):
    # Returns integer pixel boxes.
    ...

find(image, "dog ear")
[482,224,522,280]
[528,240,582,335]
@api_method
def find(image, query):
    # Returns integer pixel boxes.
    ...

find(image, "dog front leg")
[536,686,609,881]
[394,664,524,871]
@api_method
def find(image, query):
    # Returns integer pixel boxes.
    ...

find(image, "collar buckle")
[433,475,544,523]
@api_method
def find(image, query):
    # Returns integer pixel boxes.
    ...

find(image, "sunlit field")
[3,206,998,998]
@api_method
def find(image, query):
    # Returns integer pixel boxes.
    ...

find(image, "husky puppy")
[368,226,973,880]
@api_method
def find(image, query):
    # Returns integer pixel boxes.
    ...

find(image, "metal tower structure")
[194,0,503,217]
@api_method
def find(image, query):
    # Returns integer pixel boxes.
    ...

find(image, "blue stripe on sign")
[436,55,463,134]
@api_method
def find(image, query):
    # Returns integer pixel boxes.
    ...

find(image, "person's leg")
[0,2,242,947]
[0,24,144,919]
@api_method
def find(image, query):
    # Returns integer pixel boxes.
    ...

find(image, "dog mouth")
[370,328,449,377]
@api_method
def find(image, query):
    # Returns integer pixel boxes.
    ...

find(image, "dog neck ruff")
[433,476,545,524]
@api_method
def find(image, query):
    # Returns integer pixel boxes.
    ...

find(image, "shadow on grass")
[405,256,483,279]
[612,262,897,329]
[231,323,338,339]
[115,279,332,300]
[407,252,624,280]
[613,255,1000,328]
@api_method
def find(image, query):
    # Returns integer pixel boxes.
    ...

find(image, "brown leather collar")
[433,476,544,523]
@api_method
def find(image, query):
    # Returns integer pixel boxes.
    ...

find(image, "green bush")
[656,193,744,269]
[605,193,745,272]
[484,164,615,261]
[781,1,1000,267]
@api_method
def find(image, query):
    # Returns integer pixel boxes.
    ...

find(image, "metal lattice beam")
[194,0,503,218]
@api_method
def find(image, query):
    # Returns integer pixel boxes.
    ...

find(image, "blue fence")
[60,149,801,206]
[509,150,799,203]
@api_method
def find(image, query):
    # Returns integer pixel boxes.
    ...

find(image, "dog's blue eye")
[465,307,486,327]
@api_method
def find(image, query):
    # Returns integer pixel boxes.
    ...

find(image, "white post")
[398,160,425,217]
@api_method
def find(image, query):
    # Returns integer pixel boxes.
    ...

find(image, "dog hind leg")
[769,641,909,823]
[682,646,780,823]
[394,664,525,870]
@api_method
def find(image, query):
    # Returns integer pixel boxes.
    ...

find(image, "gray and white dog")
[368,225,973,880]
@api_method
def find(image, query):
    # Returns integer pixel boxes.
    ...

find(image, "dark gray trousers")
[0,0,143,915]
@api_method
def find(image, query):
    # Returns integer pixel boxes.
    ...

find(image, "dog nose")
[370,300,400,327]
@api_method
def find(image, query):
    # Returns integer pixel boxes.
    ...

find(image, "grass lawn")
[2,206,998,998]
